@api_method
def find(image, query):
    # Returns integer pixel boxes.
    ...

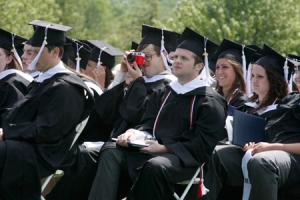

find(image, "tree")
[163,0,300,55]
[0,0,62,38]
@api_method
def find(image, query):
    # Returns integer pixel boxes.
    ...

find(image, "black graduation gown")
[0,73,94,200]
[229,91,249,110]
[133,85,227,166]
[77,79,111,143]
[124,83,227,199]
[95,75,175,140]
[264,93,300,199]
[0,72,32,127]
[46,75,175,200]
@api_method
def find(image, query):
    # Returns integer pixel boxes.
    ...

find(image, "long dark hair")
[105,67,114,88]
[250,66,288,111]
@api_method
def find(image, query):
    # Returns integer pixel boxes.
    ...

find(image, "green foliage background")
[0,0,299,55]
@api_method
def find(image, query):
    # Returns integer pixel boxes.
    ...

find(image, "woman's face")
[294,72,300,86]
[85,60,97,79]
[0,48,11,73]
[215,58,236,91]
[251,64,270,98]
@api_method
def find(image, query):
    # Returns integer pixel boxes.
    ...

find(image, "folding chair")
[40,116,90,200]
[173,164,208,200]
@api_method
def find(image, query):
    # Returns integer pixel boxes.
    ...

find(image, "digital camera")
[127,52,145,66]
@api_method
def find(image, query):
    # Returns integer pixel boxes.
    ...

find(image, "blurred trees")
[0,0,62,37]
[0,0,299,55]
[164,0,300,55]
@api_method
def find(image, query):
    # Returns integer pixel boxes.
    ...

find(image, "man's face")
[172,48,202,83]
[35,47,56,72]
[140,44,165,78]
[22,44,39,72]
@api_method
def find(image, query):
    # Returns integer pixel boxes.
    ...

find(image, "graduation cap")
[0,28,26,52]
[27,20,73,71]
[255,44,294,91]
[288,54,300,71]
[29,20,72,47]
[0,28,27,69]
[177,27,219,84]
[62,43,75,67]
[140,24,178,52]
[131,41,139,51]
[246,44,263,63]
[166,32,180,53]
[65,37,92,71]
[214,39,256,68]
[140,24,178,71]
[86,40,123,69]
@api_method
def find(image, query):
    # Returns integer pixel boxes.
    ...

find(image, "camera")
[127,52,145,66]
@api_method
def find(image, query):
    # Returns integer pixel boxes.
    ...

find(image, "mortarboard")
[27,20,73,70]
[140,24,178,52]
[255,44,294,91]
[86,40,123,69]
[62,43,75,67]
[288,54,300,71]
[0,28,27,69]
[140,24,178,71]
[177,27,219,60]
[131,41,139,51]
[29,20,72,47]
[246,44,263,63]
[166,32,180,53]
[177,27,219,84]
[66,37,92,71]
[0,28,27,52]
[214,39,256,67]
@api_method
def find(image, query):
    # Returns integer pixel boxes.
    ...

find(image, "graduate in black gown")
[46,24,179,200]
[202,44,296,200]
[0,20,94,200]
[214,39,256,112]
[87,27,227,200]
[0,29,33,127]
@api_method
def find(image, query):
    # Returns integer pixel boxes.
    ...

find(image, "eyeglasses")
[144,53,157,61]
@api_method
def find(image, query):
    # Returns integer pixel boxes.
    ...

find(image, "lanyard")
[227,88,239,105]
[152,90,196,138]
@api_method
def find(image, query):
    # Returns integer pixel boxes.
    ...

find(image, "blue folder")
[232,110,266,146]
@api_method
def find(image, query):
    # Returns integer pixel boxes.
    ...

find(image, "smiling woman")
[214,39,256,110]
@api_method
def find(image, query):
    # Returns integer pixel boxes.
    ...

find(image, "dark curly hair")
[250,65,288,111]
[215,59,246,101]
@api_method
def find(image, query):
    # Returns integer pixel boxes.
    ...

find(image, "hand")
[242,142,255,152]
[116,129,136,147]
[93,66,106,89]
[140,140,170,153]
[251,142,274,155]
[120,51,132,72]
[126,61,142,80]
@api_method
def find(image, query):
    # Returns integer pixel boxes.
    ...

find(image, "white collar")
[0,69,33,82]
[84,81,103,97]
[170,76,207,94]
[245,101,278,115]
[37,61,74,83]
[26,71,40,78]
[143,70,177,83]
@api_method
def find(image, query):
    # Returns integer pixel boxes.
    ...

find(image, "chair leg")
[173,167,201,200]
